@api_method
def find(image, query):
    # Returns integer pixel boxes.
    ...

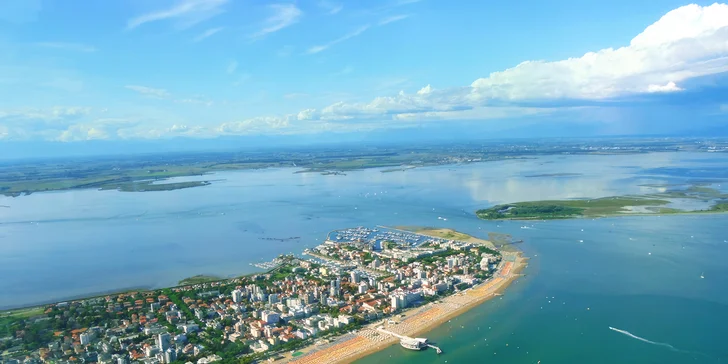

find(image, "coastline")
[288,252,528,364]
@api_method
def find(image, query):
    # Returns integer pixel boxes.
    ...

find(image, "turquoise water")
[1,152,728,362]
[357,215,728,363]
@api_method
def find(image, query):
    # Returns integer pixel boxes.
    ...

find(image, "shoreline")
[288,252,528,364]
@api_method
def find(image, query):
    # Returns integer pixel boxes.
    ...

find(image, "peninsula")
[0,227,526,364]
[477,185,728,220]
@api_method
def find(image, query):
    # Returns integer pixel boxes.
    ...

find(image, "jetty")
[376,327,443,354]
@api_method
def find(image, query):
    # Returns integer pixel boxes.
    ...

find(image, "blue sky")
[0,0,727,143]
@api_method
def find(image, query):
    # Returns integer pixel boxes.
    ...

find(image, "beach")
[287,252,528,364]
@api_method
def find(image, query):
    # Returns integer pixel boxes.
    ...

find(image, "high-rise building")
[232,289,243,303]
[79,333,92,345]
[358,282,368,294]
[350,271,360,283]
[164,349,176,364]
[268,293,279,304]
[156,333,171,351]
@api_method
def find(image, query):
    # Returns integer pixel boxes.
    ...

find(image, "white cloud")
[217,116,293,134]
[127,0,228,30]
[378,14,410,26]
[647,81,683,93]
[250,4,302,39]
[125,85,171,99]
[0,107,92,123]
[192,27,223,42]
[318,1,343,15]
[35,42,97,52]
[306,25,370,54]
[297,108,318,120]
[470,3,728,100]
[226,60,238,74]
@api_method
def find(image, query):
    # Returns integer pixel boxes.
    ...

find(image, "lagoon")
[1,152,728,361]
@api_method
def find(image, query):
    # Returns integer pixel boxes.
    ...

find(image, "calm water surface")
[2,152,728,362]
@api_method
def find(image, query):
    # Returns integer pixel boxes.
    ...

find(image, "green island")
[477,194,728,220]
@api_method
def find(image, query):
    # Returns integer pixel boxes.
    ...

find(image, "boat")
[701,272,705,279]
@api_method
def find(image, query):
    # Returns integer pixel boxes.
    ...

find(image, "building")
[358,282,368,294]
[156,333,171,351]
[268,293,279,304]
[79,333,91,345]
[163,349,176,364]
[261,311,280,325]
[350,271,360,283]
[231,289,243,303]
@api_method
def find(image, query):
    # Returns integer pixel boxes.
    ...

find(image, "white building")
[80,333,92,345]
[231,290,243,303]
[358,282,368,294]
[261,310,280,324]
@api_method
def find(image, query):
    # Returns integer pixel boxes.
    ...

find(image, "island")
[0,227,526,364]
[476,186,728,220]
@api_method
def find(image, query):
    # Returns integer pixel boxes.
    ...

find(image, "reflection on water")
[1,152,728,309]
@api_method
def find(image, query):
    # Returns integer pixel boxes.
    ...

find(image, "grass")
[476,197,671,220]
[477,195,728,221]
[1,306,45,319]
[178,275,222,285]
[416,228,473,241]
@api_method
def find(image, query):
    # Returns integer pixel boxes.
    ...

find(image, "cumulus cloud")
[250,4,302,39]
[647,81,683,93]
[127,0,228,30]
[217,116,293,134]
[469,3,728,100]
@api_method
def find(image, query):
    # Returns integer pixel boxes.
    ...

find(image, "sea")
[1,152,727,363]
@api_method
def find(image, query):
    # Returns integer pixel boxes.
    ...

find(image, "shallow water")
[1,152,728,361]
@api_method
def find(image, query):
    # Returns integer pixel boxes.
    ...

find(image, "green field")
[0,306,45,319]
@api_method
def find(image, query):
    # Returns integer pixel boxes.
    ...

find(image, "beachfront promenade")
[287,253,526,364]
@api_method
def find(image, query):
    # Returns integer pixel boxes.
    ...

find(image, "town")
[1,227,509,364]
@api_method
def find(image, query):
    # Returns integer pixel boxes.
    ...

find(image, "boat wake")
[608,327,711,358]
[608,327,678,351]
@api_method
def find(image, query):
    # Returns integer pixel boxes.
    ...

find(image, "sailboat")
[700,272,705,279]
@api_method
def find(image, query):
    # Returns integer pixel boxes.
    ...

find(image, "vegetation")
[2,138,702,196]
[477,195,728,220]
[178,274,222,285]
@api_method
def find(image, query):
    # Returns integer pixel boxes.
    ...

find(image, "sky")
[1,0,728,146]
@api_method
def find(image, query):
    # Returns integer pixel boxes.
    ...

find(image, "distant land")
[476,185,728,220]
[2,137,727,197]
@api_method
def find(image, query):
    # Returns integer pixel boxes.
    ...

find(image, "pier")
[376,327,443,354]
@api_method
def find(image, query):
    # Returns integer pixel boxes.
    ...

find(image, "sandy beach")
[287,252,528,364]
